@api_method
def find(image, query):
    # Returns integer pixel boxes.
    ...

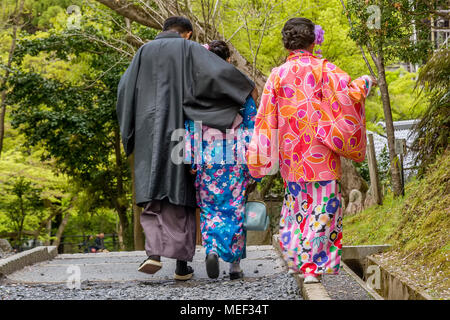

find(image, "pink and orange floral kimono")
[247,49,373,275]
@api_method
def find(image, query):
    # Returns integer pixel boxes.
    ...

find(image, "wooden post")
[367,134,382,205]
[45,219,51,246]
[400,153,405,196]
[129,153,145,250]
[395,139,407,197]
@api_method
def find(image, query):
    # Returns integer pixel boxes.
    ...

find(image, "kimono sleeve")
[317,60,373,162]
[116,47,143,157]
[183,43,255,132]
[247,69,279,179]
[242,96,258,130]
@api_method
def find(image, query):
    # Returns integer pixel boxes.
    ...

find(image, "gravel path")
[0,273,301,300]
[321,273,373,300]
[1,245,376,300]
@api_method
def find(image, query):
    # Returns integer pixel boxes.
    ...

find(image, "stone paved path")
[0,245,373,300]
[4,246,284,283]
[1,246,303,300]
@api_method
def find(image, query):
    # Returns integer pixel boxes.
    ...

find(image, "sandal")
[229,270,244,280]
[205,252,220,279]
[174,265,194,281]
[138,258,162,274]
[303,273,321,284]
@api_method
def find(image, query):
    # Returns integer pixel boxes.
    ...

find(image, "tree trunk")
[52,211,72,248]
[16,195,25,248]
[114,129,129,250]
[44,219,51,246]
[367,133,382,205]
[372,53,403,197]
[0,0,25,157]
[114,200,128,251]
[123,17,145,250]
[129,153,145,250]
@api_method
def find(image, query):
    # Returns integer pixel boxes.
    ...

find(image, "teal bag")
[244,201,269,231]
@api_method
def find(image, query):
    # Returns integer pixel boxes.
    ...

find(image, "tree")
[4,176,44,248]
[411,48,450,177]
[343,0,444,197]
[94,0,268,90]
[5,19,149,249]
[0,0,25,157]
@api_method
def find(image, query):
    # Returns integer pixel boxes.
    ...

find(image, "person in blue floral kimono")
[184,40,258,280]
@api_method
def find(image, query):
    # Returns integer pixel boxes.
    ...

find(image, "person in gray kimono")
[116,16,255,281]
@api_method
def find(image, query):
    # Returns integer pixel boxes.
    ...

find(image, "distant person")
[117,16,255,281]
[94,233,108,253]
[247,18,377,284]
[86,235,97,253]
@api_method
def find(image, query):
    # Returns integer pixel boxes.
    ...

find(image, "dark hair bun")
[208,40,231,61]
[282,18,315,50]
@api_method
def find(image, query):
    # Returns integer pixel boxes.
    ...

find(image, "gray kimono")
[117,32,255,209]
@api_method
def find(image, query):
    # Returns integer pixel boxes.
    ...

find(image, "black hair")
[208,40,231,61]
[163,16,193,34]
[281,18,315,50]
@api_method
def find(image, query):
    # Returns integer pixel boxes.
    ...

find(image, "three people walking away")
[247,18,376,284]
[184,40,258,280]
[116,17,255,281]
[117,14,376,284]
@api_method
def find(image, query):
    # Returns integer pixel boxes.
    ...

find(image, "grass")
[343,150,450,275]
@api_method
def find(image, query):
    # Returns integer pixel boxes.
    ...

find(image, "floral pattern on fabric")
[184,97,257,262]
[279,179,343,275]
[247,50,372,182]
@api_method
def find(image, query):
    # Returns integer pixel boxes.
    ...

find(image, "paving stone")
[0,246,302,300]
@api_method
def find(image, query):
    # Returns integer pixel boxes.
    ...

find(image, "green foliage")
[216,0,372,78]
[353,160,370,183]
[27,0,83,29]
[0,110,72,236]
[0,1,154,247]
[0,176,45,247]
[365,67,427,129]
[411,49,450,177]
[0,0,444,250]
[6,27,134,239]
[377,145,391,190]
[354,144,390,191]
[346,0,438,65]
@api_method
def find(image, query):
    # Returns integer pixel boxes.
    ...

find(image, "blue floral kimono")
[184,96,257,262]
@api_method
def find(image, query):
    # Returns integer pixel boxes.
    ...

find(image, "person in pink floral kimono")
[247,18,377,283]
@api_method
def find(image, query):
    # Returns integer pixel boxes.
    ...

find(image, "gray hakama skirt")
[140,199,196,262]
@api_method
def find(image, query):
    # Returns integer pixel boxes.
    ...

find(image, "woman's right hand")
[370,76,378,87]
